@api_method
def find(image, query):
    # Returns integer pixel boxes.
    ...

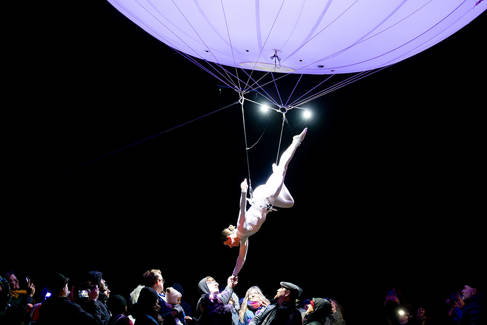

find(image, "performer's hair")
[221,225,236,242]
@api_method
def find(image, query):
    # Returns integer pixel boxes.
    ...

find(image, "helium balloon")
[106,0,485,74]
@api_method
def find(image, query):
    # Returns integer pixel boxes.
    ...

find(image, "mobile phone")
[79,290,89,298]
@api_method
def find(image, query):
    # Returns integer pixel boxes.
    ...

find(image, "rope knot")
[238,93,245,105]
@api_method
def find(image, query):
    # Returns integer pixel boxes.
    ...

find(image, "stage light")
[302,109,312,120]
[260,104,271,114]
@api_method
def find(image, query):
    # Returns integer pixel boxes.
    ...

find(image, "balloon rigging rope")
[177,51,238,90]
[292,68,386,107]
[275,113,287,164]
[271,72,284,107]
[238,96,287,197]
[178,46,383,116]
[244,71,280,105]
[241,0,288,93]
[81,100,239,167]
[239,95,253,197]
[219,0,243,92]
[288,74,335,108]
[170,11,381,111]
[284,74,304,108]
[138,0,239,90]
[166,0,239,89]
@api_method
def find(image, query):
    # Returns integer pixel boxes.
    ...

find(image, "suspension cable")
[239,93,253,197]
[275,110,287,164]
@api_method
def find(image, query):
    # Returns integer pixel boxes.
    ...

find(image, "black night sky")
[5,2,486,324]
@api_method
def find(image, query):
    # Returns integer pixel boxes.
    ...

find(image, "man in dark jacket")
[37,272,101,325]
[459,283,484,325]
[250,282,302,325]
[194,275,238,325]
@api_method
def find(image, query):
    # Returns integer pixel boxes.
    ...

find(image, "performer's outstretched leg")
[257,128,307,205]
[273,183,294,208]
[277,128,307,172]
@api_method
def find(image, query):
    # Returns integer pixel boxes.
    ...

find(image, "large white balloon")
[107,0,485,74]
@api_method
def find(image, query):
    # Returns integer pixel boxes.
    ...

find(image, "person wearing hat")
[222,128,308,276]
[165,287,189,325]
[249,282,302,325]
[37,272,100,325]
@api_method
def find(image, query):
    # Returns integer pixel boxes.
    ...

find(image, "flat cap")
[280,281,303,298]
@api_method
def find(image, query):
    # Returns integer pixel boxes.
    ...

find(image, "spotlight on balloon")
[260,104,271,114]
[301,109,312,120]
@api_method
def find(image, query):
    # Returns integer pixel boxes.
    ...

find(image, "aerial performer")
[222,127,308,276]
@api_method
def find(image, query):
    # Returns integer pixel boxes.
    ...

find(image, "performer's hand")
[228,275,238,288]
[240,179,248,192]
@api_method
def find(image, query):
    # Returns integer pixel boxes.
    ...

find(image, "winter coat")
[459,294,484,325]
[194,277,235,325]
[37,296,101,325]
[250,301,302,325]
[80,298,111,324]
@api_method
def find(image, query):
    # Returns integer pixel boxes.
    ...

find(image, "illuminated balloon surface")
[107,0,485,74]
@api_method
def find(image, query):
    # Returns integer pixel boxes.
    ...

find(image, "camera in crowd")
[78,289,89,299]
[74,280,97,303]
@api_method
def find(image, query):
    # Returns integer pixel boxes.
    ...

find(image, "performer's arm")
[232,238,248,276]
[237,179,248,230]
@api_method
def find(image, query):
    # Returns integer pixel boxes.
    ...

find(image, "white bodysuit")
[230,128,307,276]
[232,191,270,276]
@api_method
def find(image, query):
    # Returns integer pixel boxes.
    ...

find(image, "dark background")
[4,2,486,324]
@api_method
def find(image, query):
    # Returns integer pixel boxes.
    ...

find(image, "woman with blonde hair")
[238,286,270,325]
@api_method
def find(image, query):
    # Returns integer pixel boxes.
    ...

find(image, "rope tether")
[239,94,290,200]
[275,110,287,164]
[239,93,253,198]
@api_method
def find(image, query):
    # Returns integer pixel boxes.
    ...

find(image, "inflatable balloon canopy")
[106,1,485,109]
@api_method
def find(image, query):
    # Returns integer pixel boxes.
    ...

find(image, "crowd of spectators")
[382,284,484,325]
[1,268,483,325]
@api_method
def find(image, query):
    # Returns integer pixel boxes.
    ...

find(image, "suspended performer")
[222,128,308,276]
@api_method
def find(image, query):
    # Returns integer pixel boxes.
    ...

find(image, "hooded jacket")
[194,277,235,325]
[303,298,332,325]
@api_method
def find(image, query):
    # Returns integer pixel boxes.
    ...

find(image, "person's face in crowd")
[306,300,314,314]
[61,283,70,297]
[8,274,20,290]
[248,289,262,302]
[154,275,164,294]
[206,277,220,294]
[331,300,337,313]
[416,307,426,320]
[397,308,409,325]
[100,279,110,298]
[461,285,476,300]
[274,287,289,300]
